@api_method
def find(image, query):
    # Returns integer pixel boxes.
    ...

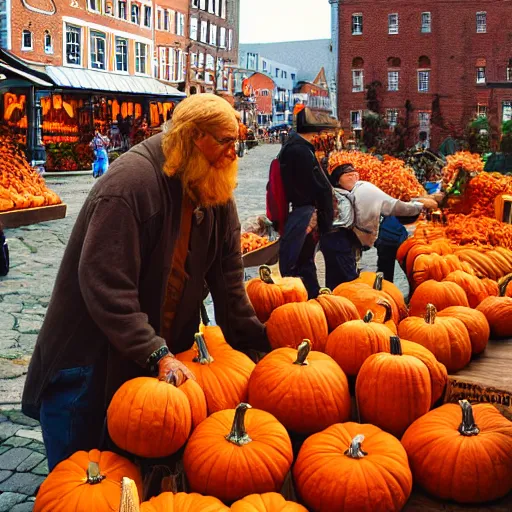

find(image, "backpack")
[332,188,355,229]
[266,154,289,235]
[0,231,9,277]
[377,216,409,246]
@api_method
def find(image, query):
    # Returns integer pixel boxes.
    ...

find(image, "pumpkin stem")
[344,434,368,459]
[424,303,437,325]
[119,477,140,512]
[363,310,375,323]
[319,288,332,295]
[458,400,480,436]
[498,273,512,297]
[86,461,106,485]
[259,265,274,284]
[294,340,311,365]
[376,299,393,323]
[193,333,214,365]
[373,272,384,291]
[389,336,403,356]
[226,403,253,446]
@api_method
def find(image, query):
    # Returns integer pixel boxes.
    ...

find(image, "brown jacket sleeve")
[78,195,165,367]
[206,200,271,353]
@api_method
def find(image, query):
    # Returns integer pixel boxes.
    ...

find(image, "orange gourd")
[409,280,469,317]
[443,270,489,308]
[313,288,360,331]
[231,493,308,512]
[476,296,512,338]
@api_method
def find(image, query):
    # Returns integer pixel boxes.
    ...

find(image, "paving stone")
[0,312,15,330]
[0,422,21,441]
[0,414,7,423]
[15,316,43,335]
[0,448,32,470]
[16,452,45,472]
[2,411,39,428]
[1,294,34,304]
[0,472,45,495]
[3,437,31,448]
[0,447,11,455]
[32,459,48,476]
[0,303,23,314]
[0,469,12,482]
[11,502,34,512]
[0,492,26,512]
[15,430,43,443]
[0,360,27,379]
[25,443,46,455]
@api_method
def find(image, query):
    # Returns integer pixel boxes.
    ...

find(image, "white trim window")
[418,70,430,92]
[198,52,204,68]
[206,53,214,70]
[177,49,184,81]
[477,104,487,118]
[200,20,208,42]
[388,13,398,34]
[219,26,226,48]
[418,111,431,130]
[476,67,486,84]
[104,0,114,15]
[476,12,487,33]
[227,28,233,50]
[215,0,221,17]
[65,25,81,65]
[190,52,198,68]
[190,17,198,40]
[176,12,185,36]
[21,29,32,50]
[90,30,106,70]
[135,41,148,74]
[191,0,199,8]
[209,23,217,45]
[168,48,176,81]
[507,62,512,81]
[352,13,362,35]
[352,69,364,92]
[221,0,226,18]
[421,12,431,33]
[159,47,166,79]
[88,0,100,12]
[115,36,128,72]
[503,101,512,122]
[351,110,362,130]
[387,108,399,127]
[117,0,126,19]
[163,10,169,31]
[156,9,162,30]
[131,3,141,25]
[44,30,53,54]
[388,70,399,91]
[199,0,205,9]
[208,0,214,14]
[0,0,10,50]
[143,5,151,27]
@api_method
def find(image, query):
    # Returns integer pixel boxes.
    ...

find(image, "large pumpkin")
[231,493,308,512]
[293,422,412,512]
[107,377,199,458]
[411,253,463,289]
[476,296,512,338]
[313,288,360,332]
[246,265,308,323]
[408,280,469,317]
[397,303,472,373]
[35,450,142,512]
[443,270,489,308]
[176,329,255,414]
[248,340,351,434]
[402,400,512,504]
[481,278,499,297]
[437,306,489,355]
[183,403,293,503]
[266,301,329,351]
[356,336,431,438]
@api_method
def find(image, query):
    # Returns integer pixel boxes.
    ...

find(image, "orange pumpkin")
[176,329,255,414]
[245,265,308,323]
[437,306,489,355]
[499,272,512,297]
[402,400,512,504]
[443,270,489,308]
[247,340,351,434]
[294,422,413,512]
[412,253,463,289]
[409,280,469,317]
[231,493,308,512]
[397,236,425,268]
[183,403,293,503]
[266,301,329,351]
[481,277,500,296]
[34,450,142,512]
[313,288,360,331]
[398,303,472,373]
[356,336,432,438]
[378,299,398,334]
[476,296,512,338]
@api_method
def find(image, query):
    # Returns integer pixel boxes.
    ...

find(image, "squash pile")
[0,134,62,212]
[241,232,272,254]
[441,151,484,192]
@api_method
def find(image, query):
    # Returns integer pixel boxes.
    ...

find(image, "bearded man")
[22,94,270,471]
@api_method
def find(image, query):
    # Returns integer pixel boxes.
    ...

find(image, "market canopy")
[45,67,186,97]
[0,61,53,87]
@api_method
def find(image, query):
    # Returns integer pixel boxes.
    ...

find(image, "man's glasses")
[208,133,237,146]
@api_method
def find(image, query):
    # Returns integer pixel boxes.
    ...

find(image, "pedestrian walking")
[374,216,410,282]
[90,129,110,178]
[238,121,248,157]
[0,221,9,277]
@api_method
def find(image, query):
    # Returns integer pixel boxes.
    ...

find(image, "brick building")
[335,0,512,149]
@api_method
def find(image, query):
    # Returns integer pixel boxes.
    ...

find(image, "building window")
[199,0,205,9]
[215,0,221,17]
[291,73,296,80]
[117,0,126,19]
[503,102,512,121]
[44,30,53,54]
[219,26,226,47]
[190,17,198,40]
[351,110,362,130]
[21,29,32,50]
[143,6,151,27]
[221,0,226,18]
[228,29,233,50]
[88,0,99,12]
[352,13,363,35]
[208,0,214,14]
[191,52,198,67]
[200,20,208,42]
[176,12,185,36]
[418,112,430,129]
[131,3,140,24]
[352,69,364,92]
[477,104,487,117]
[135,42,147,73]
[476,12,486,33]
[164,10,169,30]
[388,70,399,91]
[387,108,399,127]
[418,70,430,92]
[282,70,287,79]
[156,10,162,30]
[275,67,280,77]
[90,31,106,70]
[476,67,486,84]
[421,12,431,33]
[191,0,199,7]
[65,25,81,65]
[209,23,217,45]
[388,13,398,34]
[206,54,214,69]
[115,37,128,72]
[104,0,113,15]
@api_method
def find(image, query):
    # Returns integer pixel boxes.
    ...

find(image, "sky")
[239,0,332,44]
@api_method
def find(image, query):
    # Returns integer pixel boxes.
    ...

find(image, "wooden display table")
[0,203,67,228]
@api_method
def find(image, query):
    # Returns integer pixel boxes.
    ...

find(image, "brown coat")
[22,133,269,419]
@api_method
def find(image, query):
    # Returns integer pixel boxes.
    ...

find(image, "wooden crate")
[0,203,67,228]
[242,240,279,268]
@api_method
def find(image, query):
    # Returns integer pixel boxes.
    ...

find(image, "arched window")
[418,55,431,68]
[44,30,53,54]
[22,29,32,50]
[352,57,364,68]
[507,59,512,81]
[387,57,401,68]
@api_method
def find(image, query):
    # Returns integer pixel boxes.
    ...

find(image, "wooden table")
[0,203,67,228]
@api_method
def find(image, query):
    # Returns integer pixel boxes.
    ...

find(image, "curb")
[43,170,93,177]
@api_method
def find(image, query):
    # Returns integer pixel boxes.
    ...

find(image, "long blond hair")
[162,93,240,177]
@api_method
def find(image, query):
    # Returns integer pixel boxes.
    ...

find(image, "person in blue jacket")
[90,130,110,178]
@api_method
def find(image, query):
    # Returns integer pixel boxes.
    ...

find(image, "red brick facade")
[244,72,274,116]
[336,0,512,149]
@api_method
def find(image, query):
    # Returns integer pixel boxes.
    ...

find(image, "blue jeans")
[40,365,105,471]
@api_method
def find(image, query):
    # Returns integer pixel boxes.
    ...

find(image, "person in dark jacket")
[374,216,410,282]
[22,94,270,471]
[0,221,8,277]
[278,108,335,298]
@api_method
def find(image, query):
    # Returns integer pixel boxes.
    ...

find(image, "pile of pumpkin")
[33,267,512,512]
[441,151,484,192]
[241,232,273,255]
[0,134,62,212]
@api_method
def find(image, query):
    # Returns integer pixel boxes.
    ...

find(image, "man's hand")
[158,355,196,386]
[415,197,439,210]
